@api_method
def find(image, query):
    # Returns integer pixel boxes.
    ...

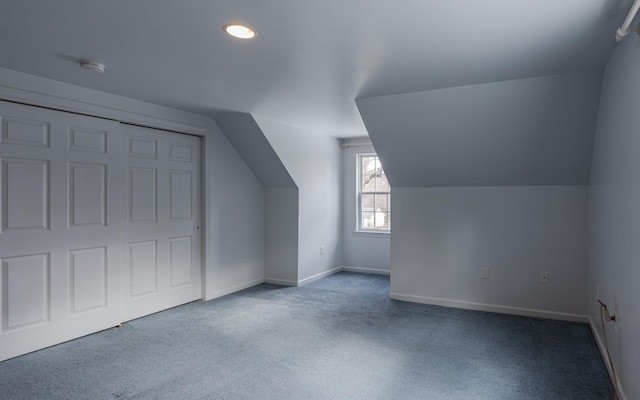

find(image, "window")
[358,154,390,231]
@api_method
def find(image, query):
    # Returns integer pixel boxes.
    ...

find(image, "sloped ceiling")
[0,1,633,188]
[358,73,603,187]
[0,0,631,138]
[215,112,296,188]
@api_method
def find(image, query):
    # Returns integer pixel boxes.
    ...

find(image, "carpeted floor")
[0,272,614,399]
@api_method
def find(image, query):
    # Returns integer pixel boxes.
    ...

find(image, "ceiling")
[0,0,632,138]
[358,72,603,187]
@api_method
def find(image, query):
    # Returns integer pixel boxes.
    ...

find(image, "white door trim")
[0,67,209,137]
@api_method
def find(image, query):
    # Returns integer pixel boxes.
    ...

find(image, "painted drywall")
[357,72,602,187]
[254,115,342,282]
[205,120,265,299]
[0,67,266,302]
[391,186,588,319]
[264,188,299,284]
[588,35,640,400]
[341,142,390,272]
[215,112,298,287]
[215,112,296,188]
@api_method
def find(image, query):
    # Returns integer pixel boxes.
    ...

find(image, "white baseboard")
[265,266,387,288]
[263,277,298,287]
[341,266,390,275]
[204,267,393,301]
[389,292,589,323]
[297,266,343,286]
[589,317,628,400]
[206,278,264,300]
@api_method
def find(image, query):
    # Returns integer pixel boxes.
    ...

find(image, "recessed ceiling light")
[223,24,256,39]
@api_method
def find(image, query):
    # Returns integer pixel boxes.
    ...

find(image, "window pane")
[361,194,375,229]
[373,194,390,229]
[375,194,389,212]
[361,194,374,209]
[358,154,390,231]
[383,196,391,230]
[375,172,390,192]
[360,157,389,192]
[373,158,380,192]
[361,156,377,192]
[361,211,374,229]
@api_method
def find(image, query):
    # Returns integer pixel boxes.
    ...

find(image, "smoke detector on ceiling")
[79,59,105,73]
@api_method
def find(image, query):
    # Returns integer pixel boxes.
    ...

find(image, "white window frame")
[357,153,390,233]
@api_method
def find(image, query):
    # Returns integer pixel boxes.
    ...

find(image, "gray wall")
[341,142,390,272]
[214,112,299,285]
[205,120,266,298]
[255,115,342,282]
[391,186,588,318]
[588,36,640,400]
[357,72,601,321]
[264,188,299,284]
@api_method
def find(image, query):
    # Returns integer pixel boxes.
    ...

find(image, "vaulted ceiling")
[0,0,630,138]
[0,1,634,186]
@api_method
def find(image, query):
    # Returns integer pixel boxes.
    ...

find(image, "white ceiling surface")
[0,0,631,138]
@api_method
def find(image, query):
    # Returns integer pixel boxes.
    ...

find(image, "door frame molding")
[0,68,209,136]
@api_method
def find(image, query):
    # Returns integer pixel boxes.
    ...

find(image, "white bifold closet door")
[120,124,201,322]
[0,101,201,361]
[0,101,123,361]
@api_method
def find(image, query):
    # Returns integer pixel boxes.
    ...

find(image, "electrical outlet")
[539,271,549,284]
[320,246,325,255]
[242,254,247,263]
[481,267,489,279]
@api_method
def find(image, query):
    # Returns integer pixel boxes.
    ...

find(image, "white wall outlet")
[481,267,489,279]
[539,271,549,284]
[242,254,247,263]
[320,245,325,255]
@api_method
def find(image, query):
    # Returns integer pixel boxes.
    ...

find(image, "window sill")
[352,230,390,238]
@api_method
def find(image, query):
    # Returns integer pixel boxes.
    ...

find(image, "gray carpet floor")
[0,272,614,399]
